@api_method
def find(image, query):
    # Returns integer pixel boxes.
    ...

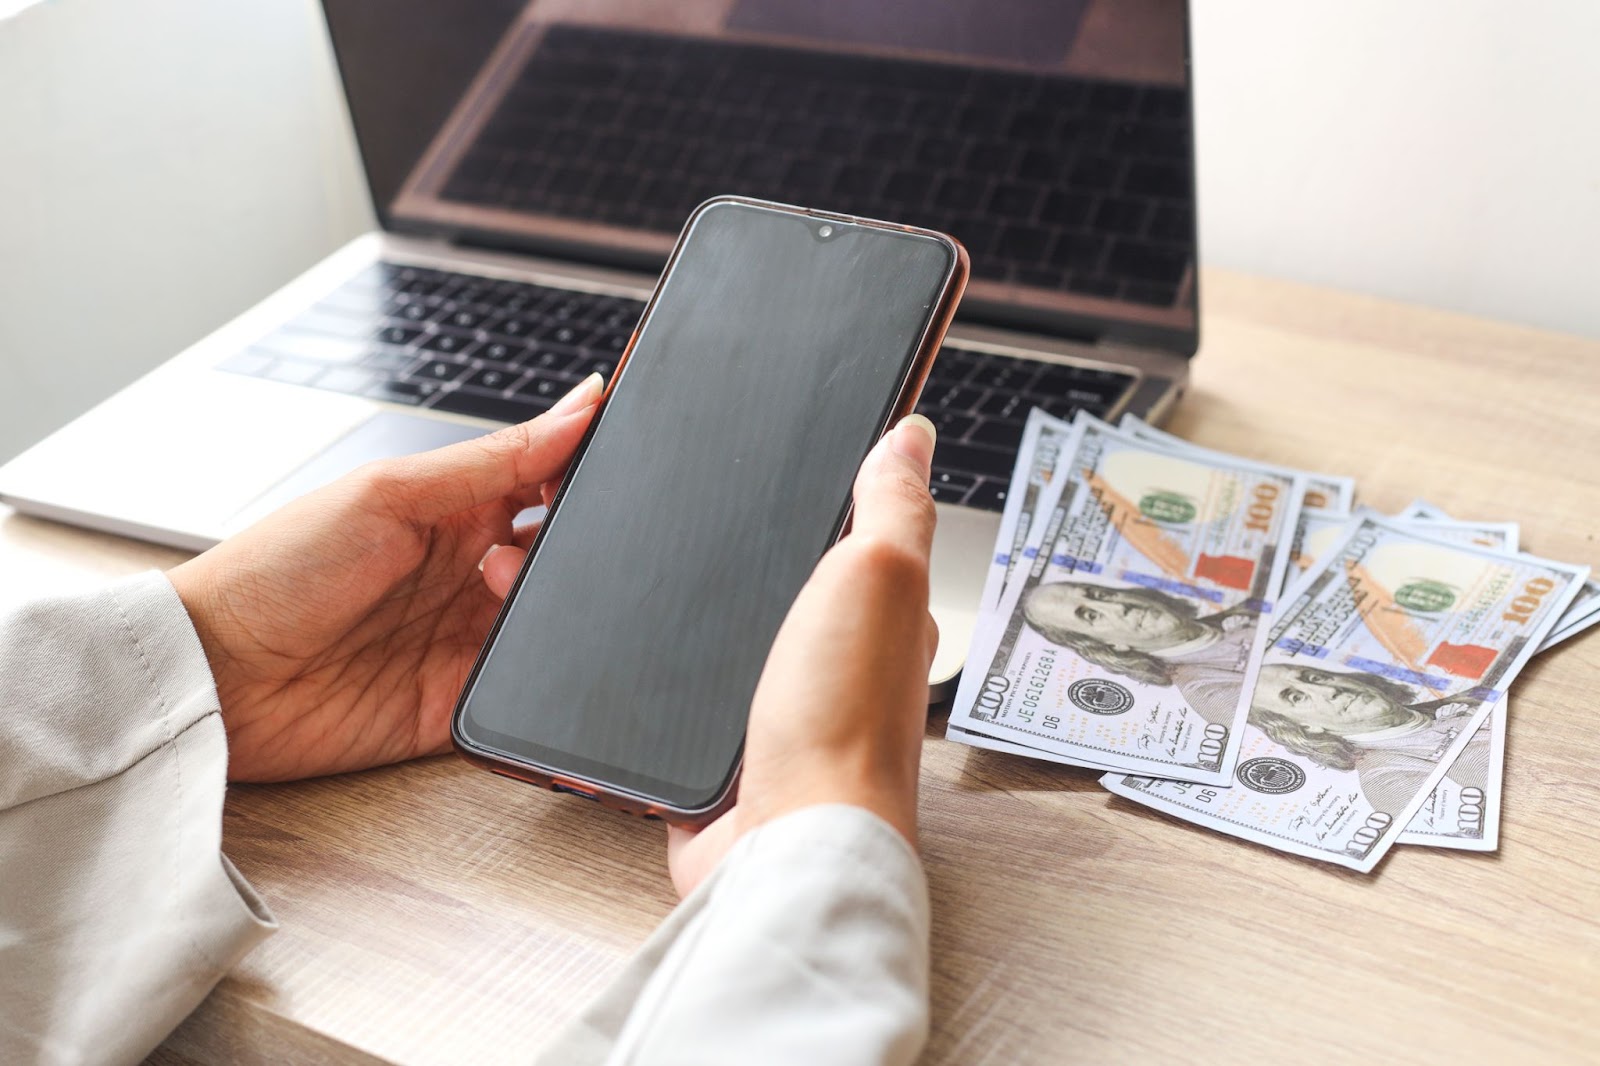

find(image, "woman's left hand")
[168,374,602,782]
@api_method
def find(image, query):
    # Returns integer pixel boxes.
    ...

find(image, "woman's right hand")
[664,414,941,897]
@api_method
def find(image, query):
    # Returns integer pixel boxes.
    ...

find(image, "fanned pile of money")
[947,410,1597,872]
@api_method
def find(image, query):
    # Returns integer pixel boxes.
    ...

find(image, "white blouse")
[0,572,929,1066]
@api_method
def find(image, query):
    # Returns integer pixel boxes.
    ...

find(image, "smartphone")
[450,197,967,825]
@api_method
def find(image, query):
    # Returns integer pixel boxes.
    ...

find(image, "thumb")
[666,812,743,899]
[847,413,938,562]
[367,373,603,526]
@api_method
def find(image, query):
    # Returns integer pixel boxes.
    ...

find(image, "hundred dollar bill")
[1323,503,1594,652]
[1398,498,1449,520]
[948,414,1305,784]
[978,408,1076,613]
[1382,506,1521,851]
[1397,695,1508,851]
[947,411,1078,730]
[1258,505,1550,852]
[1539,577,1600,652]
[947,714,1156,773]
[948,418,1124,768]
[1547,594,1600,642]
[1397,499,1521,552]
[1278,507,1521,633]
[1102,514,1588,872]
[1397,499,1524,544]
[1395,541,1593,845]
[1120,414,1355,513]
[1287,508,1353,591]
[1122,415,1356,607]
[1295,511,1517,587]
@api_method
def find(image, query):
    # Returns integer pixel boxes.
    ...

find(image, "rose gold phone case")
[451,195,969,825]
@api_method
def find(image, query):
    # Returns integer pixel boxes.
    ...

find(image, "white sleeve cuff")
[0,572,276,1066]
[540,804,930,1066]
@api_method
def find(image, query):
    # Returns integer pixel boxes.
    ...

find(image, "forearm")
[540,804,930,1066]
[0,573,275,1065]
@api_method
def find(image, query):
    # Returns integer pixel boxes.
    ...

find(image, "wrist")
[166,559,262,770]
[166,560,229,696]
[750,777,919,847]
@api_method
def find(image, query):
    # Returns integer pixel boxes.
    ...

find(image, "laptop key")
[477,340,525,365]
[494,317,539,339]
[377,324,423,347]
[432,390,552,424]
[517,376,576,403]
[536,321,588,346]
[996,226,1051,264]
[437,307,490,331]
[570,355,617,380]
[970,360,1038,392]
[417,359,471,383]
[361,348,414,375]
[928,470,976,504]
[1033,363,1098,394]
[930,348,981,379]
[927,384,983,412]
[975,392,1027,421]
[930,469,977,493]
[526,344,584,374]
[916,409,976,440]
[1066,384,1117,405]
[367,379,439,406]
[420,332,476,356]
[931,441,1014,481]
[394,276,445,298]
[966,480,1009,513]
[971,259,1009,282]
[969,419,1026,451]
[464,366,519,392]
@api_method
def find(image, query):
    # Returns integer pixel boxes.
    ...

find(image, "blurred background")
[2,0,1597,463]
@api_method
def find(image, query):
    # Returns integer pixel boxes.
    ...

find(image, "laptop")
[0,0,1198,701]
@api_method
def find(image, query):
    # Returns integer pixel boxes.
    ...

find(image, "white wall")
[0,0,370,463]
[1191,1,1600,337]
[2,1,1596,463]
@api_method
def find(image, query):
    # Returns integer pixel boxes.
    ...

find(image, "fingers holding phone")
[666,416,941,897]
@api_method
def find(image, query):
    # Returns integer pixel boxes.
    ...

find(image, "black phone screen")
[455,200,957,812]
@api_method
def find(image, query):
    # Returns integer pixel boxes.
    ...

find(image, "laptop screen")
[322,0,1196,351]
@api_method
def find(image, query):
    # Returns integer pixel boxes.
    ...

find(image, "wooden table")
[5,269,1598,1065]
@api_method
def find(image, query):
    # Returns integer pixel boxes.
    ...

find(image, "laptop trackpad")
[226,413,499,531]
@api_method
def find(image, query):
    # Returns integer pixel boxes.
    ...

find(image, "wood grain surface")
[5,269,1597,1064]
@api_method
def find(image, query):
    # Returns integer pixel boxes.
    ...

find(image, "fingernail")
[477,544,501,572]
[551,372,604,416]
[892,413,937,471]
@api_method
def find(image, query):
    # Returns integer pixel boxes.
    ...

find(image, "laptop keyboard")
[439,24,1193,307]
[219,263,1134,513]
